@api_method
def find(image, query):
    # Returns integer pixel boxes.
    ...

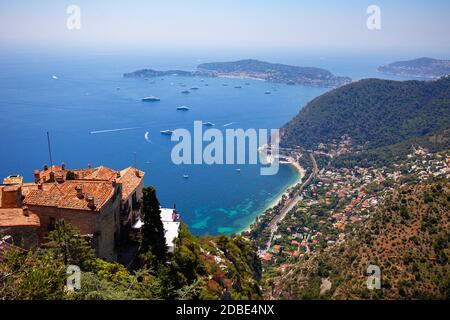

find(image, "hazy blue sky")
[1,0,449,54]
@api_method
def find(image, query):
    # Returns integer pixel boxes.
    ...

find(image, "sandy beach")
[240,157,306,234]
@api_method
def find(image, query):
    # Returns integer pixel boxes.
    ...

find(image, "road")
[261,152,318,254]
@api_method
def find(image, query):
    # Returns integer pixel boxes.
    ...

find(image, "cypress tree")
[140,186,167,263]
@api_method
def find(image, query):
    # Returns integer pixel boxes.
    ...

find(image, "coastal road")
[261,152,318,254]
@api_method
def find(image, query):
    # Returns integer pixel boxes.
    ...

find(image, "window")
[48,217,56,231]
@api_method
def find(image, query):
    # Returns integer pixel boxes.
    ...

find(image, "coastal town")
[246,140,450,271]
[0,163,181,264]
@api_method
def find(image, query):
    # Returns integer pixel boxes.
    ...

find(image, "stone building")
[0,164,145,262]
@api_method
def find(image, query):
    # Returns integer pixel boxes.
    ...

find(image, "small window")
[48,217,56,231]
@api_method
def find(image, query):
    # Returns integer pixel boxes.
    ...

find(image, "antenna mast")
[47,131,54,171]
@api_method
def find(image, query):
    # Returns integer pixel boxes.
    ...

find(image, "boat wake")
[90,127,141,134]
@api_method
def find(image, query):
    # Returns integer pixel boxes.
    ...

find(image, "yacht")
[142,96,161,102]
[176,106,190,111]
[265,91,271,95]
[160,130,174,135]
[183,174,189,179]
[202,122,215,127]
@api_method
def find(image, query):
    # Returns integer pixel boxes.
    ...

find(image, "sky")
[0,0,449,55]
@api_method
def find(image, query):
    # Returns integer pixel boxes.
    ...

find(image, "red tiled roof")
[117,167,145,200]
[83,166,117,181]
[0,208,40,227]
[24,180,115,212]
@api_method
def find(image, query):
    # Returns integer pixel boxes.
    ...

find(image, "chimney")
[49,171,55,182]
[135,169,140,178]
[37,183,43,190]
[112,178,117,187]
[116,171,121,178]
[61,162,66,170]
[86,195,95,210]
[88,164,92,170]
[34,170,40,184]
[43,164,48,171]
[75,185,84,199]
[23,206,29,217]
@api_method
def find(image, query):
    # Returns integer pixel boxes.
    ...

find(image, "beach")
[240,157,306,234]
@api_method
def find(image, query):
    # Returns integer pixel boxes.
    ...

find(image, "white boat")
[183,174,189,179]
[176,106,190,111]
[142,96,161,102]
[160,130,174,135]
[202,122,215,127]
[235,168,241,172]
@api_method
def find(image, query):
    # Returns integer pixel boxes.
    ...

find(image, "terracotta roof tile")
[24,180,115,212]
[117,167,145,200]
[0,208,41,227]
[83,166,117,181]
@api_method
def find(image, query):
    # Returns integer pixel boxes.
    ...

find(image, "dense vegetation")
[268,180,450,300]
[281,77,450,164]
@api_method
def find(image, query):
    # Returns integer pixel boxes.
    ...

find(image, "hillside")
[0,222,262,300]
[197,59,351,87]
[267,180,450,300]
[281,77,450,164]
[378,58,450,79]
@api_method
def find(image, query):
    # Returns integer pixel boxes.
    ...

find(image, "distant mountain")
[378,57,450,79]
[281,77,450,165]
[124,59,352,88]
[269,180,449,300]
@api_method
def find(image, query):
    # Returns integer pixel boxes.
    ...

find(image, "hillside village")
[251,144,449,276]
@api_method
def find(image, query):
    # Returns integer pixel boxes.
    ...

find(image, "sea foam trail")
[90,127,141,134]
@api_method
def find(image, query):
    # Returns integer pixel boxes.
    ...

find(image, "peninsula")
[124,59,352,88]
[378,57,450,79]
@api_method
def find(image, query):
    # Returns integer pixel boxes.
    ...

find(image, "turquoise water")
[0,51,421,235]
[0,52,328,235]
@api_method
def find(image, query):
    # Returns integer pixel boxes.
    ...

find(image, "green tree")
[140,186,167,263]
[43,219,95,268]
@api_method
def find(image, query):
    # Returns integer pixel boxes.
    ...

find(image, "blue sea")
[0,50,425,235]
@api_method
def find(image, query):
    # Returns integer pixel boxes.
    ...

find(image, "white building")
[132,208,181,254]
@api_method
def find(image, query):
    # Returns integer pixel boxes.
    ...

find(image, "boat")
[234,86,242,89]
[190,87,199,90]
[181,90,190,94]
[160,130,174,135]
[142,96,161,102]
[183,174,189,179]
[235,168,241,172]
[176,106,190,111]
[202,122,215,127]
[265,91,271,95]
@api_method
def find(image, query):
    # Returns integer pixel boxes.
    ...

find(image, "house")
[23,179,121,261]
[0,163,146,262]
